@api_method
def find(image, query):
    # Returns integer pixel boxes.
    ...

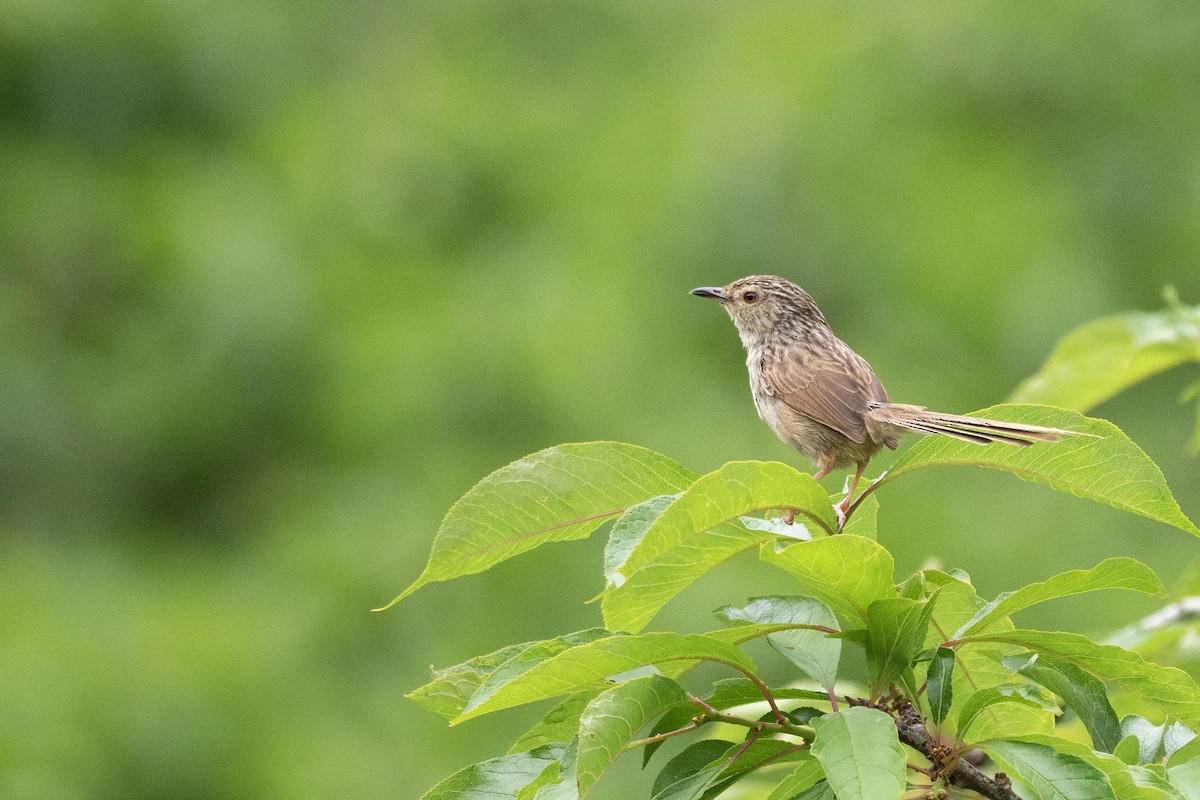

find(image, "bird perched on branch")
[691,275,1076,528]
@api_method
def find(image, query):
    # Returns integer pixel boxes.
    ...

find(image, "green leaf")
[1118,717,1194,766]
[1124,716,1168,765]
[381,442,698,608]
[1004,652,1122,753]
[602,521,769,633]
[455,631,759,724]
[651,740,732,800]
[1166,723,1198,762]
[408,641,531,721]
[1168,727,1200,767]
[515,759,568,800]
[921,573,1055,741]
[714,596,841,690]
[862,404,1200,538]
[955,629,1200,731]
[410,630,618,722]
[656,740,810,800]
[509,691,604,754]
[419,743,567,800]
[1010,734,1185,800]
[617,461,836,579]
[765,758,828,800]
[810,707,906,800]
[981,739,1115,800]
[461,629,621,720]
[601,495,677,589]
[575,675,687,797]
[641,678,826,767]
[1169,757,1200,800]
[1011,301,1200,413]
[1115,735,1143,766]
[519,739,579,800]
[841,492,880,539]
[759,535,896,625]
[703,677,830,708]
[602,461,836,632]
[955,558,1166,639]
[956,688,1049,742]
[927,647,955,725]
[788,782,836,800]
[865,594,939,697]
[699,740,809,799]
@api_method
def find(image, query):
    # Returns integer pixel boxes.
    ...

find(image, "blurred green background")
[3,2,1199,798]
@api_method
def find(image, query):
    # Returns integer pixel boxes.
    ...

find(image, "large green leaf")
[1004,652,1122,753]
[380,442,698,608]
[601,495,677,590]
[840,492,879,539]
[981,739,1114,800]
[865,594,938,697]
[1170,757,1200,800]
[920,572,1056,741]
[641,678,827,767]
[509,692,601,754]
[955,629,1200,730]
[650,739,808,800]
[927,647,955,726]
[1011,300,1200,413]
[853,405,1200,537]
[1119,717,1198,766]
[602,521,769,633]
[575,676,688,797]
[1011,734,1185,800]
[758,535,896,625]
[617,461,835,579]
[408,640,531,721]
[810,707,906,800]
[765,759,827,800]
[413,629,618,722]
[955,558,1165,639]
[601,461,835,632]
[518,739,578,800]
[714,596,840,690]
[956,688,1049,742]
[788,783,836,800]
[455,631,759,724]
[419,743,566,800]
[651,740,731,800]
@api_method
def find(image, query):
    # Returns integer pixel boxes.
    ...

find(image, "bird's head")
[690,275,827,348]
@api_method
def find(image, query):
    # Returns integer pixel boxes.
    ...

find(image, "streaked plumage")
[691,275,1077,526]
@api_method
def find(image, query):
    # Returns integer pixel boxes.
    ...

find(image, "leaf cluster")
[397,302,1200,799]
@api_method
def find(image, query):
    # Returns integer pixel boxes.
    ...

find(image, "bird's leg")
[782,462,830,525]
[834,461,867,532]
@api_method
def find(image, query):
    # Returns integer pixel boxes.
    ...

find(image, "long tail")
[866,402,1080,446]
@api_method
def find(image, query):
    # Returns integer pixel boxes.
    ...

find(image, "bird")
[691,275,1077,528]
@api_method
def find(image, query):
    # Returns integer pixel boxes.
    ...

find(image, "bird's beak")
[690,286,727,301]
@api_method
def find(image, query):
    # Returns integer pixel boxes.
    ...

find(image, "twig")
[623,718,704,751]
[893,708,1023,800]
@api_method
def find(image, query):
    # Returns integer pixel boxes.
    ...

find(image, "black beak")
[690,286,727,301]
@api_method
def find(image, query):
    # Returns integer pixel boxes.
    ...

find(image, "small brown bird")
[692,275,1075,527]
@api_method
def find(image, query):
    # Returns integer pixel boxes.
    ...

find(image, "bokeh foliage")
[1,1,1198,798]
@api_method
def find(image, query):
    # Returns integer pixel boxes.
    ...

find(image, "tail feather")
[866,402,1080,446]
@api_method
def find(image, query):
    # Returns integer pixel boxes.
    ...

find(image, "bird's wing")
[760,341,888,445]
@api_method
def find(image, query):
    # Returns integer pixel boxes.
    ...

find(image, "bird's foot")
[833,499,849,533]
[781,508,796,525]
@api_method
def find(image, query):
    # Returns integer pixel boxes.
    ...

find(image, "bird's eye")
[743,291,759,303]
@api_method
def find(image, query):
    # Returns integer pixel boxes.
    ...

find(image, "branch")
[893,705,1023,800]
